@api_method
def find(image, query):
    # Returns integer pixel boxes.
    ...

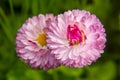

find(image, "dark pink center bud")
[67,24,86,46]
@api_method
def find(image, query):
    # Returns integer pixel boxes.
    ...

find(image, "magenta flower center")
[67,24,86,46]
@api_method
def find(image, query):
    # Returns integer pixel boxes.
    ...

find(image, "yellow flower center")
[36,33,46,46]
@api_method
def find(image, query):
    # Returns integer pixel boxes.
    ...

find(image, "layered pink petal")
[16,14,60,70]
[47,9,106,68]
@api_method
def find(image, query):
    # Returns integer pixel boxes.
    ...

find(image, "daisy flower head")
[16,14,60,70]
[47,9,106,68]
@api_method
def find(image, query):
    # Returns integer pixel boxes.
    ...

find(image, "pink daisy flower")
[47,10,106,68]
[16,14,60,70]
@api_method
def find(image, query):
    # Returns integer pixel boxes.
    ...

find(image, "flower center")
[67,24,86,46]
[36,33,46,46]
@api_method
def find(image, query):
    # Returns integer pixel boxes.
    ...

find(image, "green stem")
[0,7,13,43]
[9,0,15,18]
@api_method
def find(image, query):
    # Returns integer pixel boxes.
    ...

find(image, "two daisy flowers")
[16,9,106,70]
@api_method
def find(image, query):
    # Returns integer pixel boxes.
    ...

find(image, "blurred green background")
[0,0,120,80]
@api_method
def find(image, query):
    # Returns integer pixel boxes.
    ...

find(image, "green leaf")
[87,61,116,80]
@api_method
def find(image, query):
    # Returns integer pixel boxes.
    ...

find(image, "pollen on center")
[36,33,47,46]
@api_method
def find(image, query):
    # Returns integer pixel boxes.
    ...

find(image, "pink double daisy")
[16,14,60,70]
[47,10,106,67]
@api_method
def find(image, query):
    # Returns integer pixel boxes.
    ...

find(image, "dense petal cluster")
[16,14,60,70]
[47,10,106,67]
[16,9,106,70]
